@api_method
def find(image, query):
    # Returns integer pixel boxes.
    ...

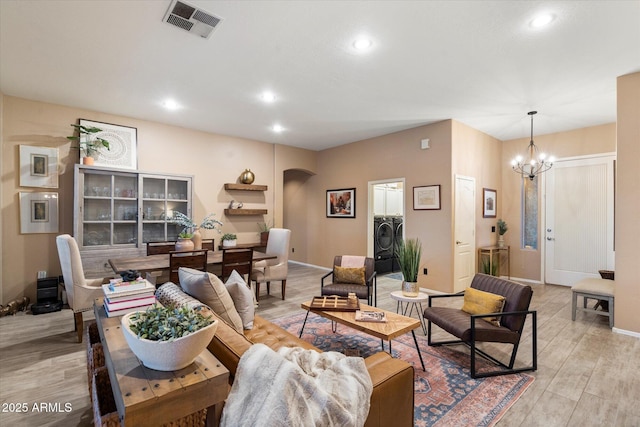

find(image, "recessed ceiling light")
[353,38,373,50]
[272,124,285,133]
[260,91,276,103]
[162,99,180,110]
[530,13,555,28]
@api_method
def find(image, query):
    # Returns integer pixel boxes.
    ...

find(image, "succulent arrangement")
[127,304,213,342]
[221,233,237,241]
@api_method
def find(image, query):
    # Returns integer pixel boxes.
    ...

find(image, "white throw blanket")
[341,255,366,268]
[221,344,373,427]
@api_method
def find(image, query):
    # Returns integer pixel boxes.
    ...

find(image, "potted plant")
[171,211,223,250]
[497,219,508,248]
[257,221,273,246]
[67,124,110,165]
[221,233,237,248]
[396,238,422,297]
[121,304,218,371]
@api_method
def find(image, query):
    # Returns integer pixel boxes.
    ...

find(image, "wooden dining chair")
[221,248,253,282]
[147,241,176,255]
[169,250,207,284]
[202,239,214,251]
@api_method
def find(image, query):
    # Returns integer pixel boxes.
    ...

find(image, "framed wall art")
[326,188,356,218]
[483,188,497,218]
[19,145,59,188]
[19,192,59,234]
[413,185,441,210]
[79,119,138,170]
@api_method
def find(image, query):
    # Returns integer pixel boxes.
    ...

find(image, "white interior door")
[454,175,476,292]
[544,155,615,286]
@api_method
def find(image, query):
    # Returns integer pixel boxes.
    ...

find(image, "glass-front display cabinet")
[74,165,192,250]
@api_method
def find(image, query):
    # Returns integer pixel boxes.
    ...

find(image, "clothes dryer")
[374,216,394,274]
[392,216,404,272]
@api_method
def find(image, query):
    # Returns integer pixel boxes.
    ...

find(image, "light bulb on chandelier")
[511,111,554,180]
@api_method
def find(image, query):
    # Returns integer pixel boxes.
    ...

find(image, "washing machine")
[374,216,394,274]
[392,216,404,272]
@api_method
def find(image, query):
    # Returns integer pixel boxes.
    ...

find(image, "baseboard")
[613,327,640,339]
[509,276,545,285]
[289,260,331,271]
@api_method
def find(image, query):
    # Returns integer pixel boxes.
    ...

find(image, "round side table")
[390,290,429,335]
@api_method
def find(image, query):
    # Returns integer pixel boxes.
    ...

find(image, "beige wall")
[452,120,503,249]
[501,123,617,281]
[303,120,504,293]
[615,72,640,333]
[0,96,315,303]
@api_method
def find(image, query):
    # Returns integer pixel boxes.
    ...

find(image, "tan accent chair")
[56,234,106,343]
[251,228,291,301]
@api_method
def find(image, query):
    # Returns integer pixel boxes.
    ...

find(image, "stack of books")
[102,278,156,317]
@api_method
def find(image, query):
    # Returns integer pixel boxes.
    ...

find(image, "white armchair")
[56,234,106,342]
[251,228,291,301]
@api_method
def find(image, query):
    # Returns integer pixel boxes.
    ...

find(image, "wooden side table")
[93,302,229,426]
[478,246,510,279]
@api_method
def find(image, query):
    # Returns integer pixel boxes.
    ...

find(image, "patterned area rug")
[272,312,534,427]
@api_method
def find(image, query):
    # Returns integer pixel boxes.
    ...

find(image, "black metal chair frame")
[320,260,377,306]
[426,292,537,378]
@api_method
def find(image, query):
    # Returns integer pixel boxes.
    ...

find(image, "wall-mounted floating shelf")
[224,209,268,216]
[224,183,268,191]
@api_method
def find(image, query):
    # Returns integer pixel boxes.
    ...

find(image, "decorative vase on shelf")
[240,169,255,184]
[498,235,505,248]
[191,230,202,250]
[175,237,195,252]
[402,281,419,297]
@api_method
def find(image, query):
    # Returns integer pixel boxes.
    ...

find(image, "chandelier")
[511,111,554,180]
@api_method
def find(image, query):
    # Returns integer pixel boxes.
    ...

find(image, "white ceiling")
[1,1,639,151]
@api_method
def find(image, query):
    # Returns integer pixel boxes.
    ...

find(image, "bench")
[571,278,615,328]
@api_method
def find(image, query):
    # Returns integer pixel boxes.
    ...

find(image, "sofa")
[156,270,415,427]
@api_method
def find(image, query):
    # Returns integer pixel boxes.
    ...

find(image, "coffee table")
[300,300,425,371]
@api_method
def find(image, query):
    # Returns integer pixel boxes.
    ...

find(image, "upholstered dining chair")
[169,250,207,284]
[221,248,253,282]
[320,256,377,306]
[56,234,108,343]
[251,228,291,301]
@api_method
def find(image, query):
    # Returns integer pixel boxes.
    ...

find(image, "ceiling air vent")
[163,0,222,39]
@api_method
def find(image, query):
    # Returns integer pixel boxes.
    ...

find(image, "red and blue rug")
[272,312,534,427]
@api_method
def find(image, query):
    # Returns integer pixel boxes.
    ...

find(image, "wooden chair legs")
[254,280,287,301]
[74,311,84,343]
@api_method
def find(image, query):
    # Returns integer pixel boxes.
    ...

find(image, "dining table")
[108,250,275,275]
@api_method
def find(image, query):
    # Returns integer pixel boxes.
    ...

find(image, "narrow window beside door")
[522,178,538,249]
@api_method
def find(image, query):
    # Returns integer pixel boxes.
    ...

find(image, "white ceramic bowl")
[121,311,218,371]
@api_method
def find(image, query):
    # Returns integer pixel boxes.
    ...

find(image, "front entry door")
[544,155,615,286]
[454,175,476,292]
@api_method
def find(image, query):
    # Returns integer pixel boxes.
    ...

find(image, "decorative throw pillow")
[461,287,505,326]
[155,282,204,310]
[225,270,255,330]
[334,266,366,285]
[178,267,244,333]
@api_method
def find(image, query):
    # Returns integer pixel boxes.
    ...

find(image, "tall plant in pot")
[396,238,422,297]
[497,219,508,248]
[67,124,110,165]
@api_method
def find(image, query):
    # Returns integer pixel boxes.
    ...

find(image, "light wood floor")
[1,263,638,426]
